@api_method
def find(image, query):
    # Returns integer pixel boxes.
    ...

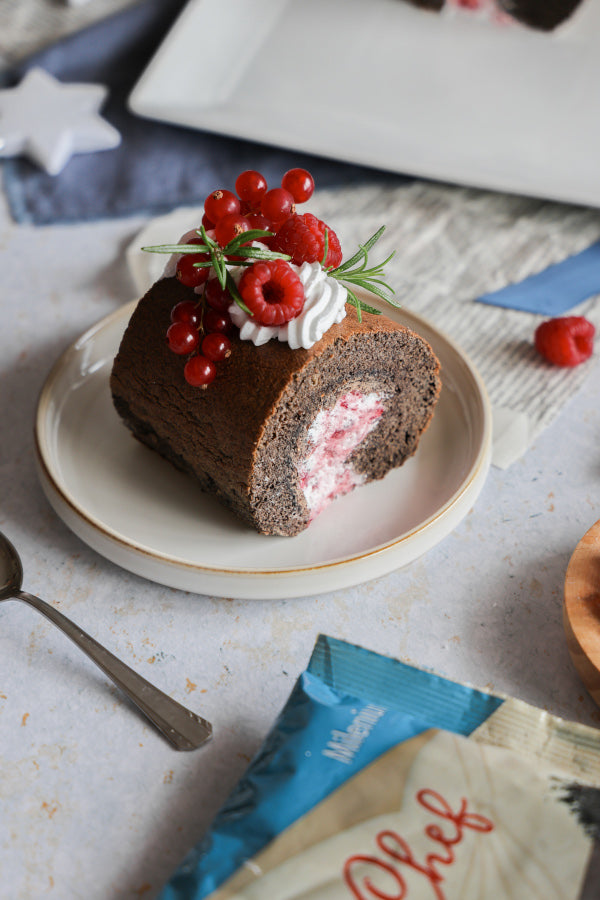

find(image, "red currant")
[170,300,201,326]
[281,168,314,203]
[204,308,232,334]
[176,253,210,288]
[261,188,295,227]
[204,278,232,313]
[235,170,268,205]
[204,189,240,223]
[202,332,232,362]
[166,321,199,355]
[184,355,216,387]
[246,212,272,233]
[215,213,250,247]
[201,212,214,230]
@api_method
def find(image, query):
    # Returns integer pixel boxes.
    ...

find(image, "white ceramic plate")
[128,0,600,208]
[35,301,491,599]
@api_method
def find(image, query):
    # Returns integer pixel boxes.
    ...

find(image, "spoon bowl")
[0,531,212,750]
[0,532,23,598]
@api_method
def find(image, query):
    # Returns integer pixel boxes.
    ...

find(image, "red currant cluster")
[166,279,234,387]
[208,166,316,242]
[164,167,345,387]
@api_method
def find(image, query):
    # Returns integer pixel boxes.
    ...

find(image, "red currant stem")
[225,270,253,316]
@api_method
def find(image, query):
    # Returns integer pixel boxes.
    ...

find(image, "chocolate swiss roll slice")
[110,277,441,537]
[404,0,584,29]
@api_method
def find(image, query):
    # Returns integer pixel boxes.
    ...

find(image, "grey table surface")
[1,5,600,898]
[1,174,599,899]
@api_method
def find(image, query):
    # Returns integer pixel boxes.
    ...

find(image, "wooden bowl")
[564,519,600,707]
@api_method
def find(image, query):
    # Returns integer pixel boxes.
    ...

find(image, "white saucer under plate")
[128,0,600,209]
[35,301,491,600]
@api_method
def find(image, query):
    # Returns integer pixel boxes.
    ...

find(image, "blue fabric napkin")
[476,240,600,316]
[0,0,403,225]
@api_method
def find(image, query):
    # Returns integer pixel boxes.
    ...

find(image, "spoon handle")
[14,590,212,750]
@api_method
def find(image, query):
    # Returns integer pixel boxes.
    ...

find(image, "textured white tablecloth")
[131,185,600,469]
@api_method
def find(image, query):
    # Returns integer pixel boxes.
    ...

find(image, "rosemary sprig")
[142,228,288,264]
[142,227,291,311]
[201,224,226,289]
[326,226,399,323]
[225,270,252,315]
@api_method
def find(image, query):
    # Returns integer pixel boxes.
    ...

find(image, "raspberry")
[238,260,305,326]
[534,316,595,367]
[271,213,342,268]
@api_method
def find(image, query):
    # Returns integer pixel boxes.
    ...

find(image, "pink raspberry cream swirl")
[298,390,385,520]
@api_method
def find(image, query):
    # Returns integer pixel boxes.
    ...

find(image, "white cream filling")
[298,390,385,519]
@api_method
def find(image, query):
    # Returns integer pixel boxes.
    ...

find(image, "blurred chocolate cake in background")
[404,0,584,30]
[498,0,584,30]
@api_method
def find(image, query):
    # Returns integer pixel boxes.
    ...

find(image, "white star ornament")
[0,67,121,175]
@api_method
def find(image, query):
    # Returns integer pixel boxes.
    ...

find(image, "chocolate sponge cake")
[498,0,584,30]
[110,277,441,537]
[406,0,584,29]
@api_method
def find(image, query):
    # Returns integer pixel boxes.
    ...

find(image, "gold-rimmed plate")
[34,301,491,599]
[564,519,600,707]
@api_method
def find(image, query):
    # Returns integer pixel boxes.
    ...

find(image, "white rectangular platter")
[128,0,600,208]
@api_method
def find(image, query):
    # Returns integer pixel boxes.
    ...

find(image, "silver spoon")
[0,531,212,750]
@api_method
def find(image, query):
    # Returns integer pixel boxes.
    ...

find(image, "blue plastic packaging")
[159,635,503,899]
